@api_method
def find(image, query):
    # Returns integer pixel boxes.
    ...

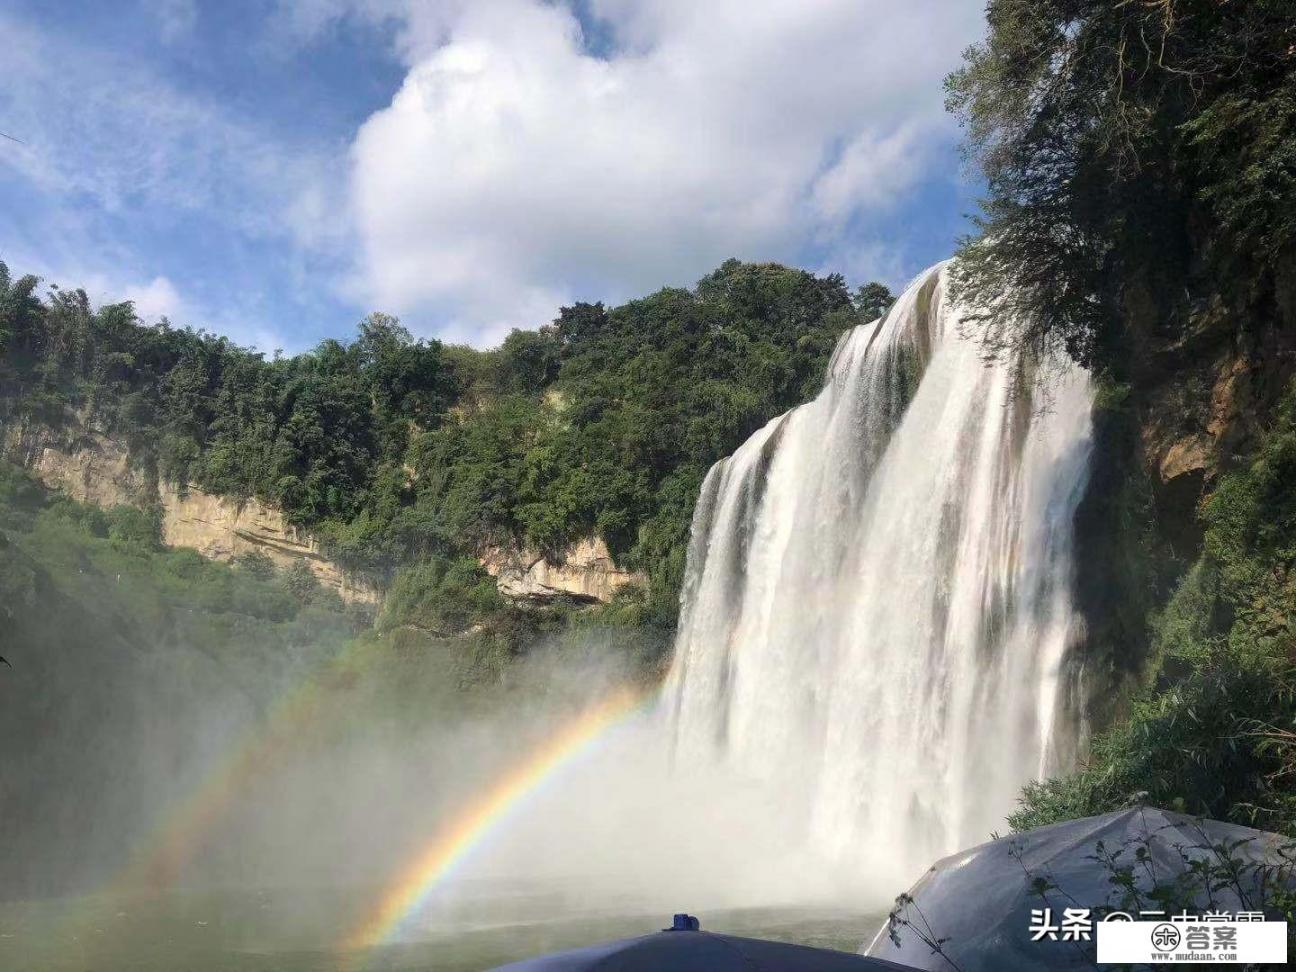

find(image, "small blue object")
[666,913,700,932]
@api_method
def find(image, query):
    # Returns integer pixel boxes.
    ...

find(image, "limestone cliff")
[0,415,380,606]
[1072,261,1296,722]
[1131,269,1296,556]
[156,484,381,605]
[478,537,646,604]
[1,414,642,609]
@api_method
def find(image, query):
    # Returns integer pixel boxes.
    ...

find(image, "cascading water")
[665,262,1093,887]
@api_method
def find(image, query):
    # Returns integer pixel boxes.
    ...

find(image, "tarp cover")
[865,807,1294,971]
[492,928,916,971]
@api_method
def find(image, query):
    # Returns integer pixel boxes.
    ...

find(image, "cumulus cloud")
[2,1,982,350]
[125,276,187,321]
[21,265,190,324]
[3,249,289,353]
[344,0,982,342]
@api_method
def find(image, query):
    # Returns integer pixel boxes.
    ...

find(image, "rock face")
[156,483,380,605]
[7,417,148,508]
[1134,294,1296,558]
[1,416,380,607]
[1073,263,1296,717]
[1,413,637,609]
[479,536,646,604]
[1141,350,1249,496]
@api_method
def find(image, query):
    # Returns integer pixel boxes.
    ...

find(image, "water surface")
[0,885,883,971]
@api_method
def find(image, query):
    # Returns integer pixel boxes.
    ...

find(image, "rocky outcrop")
[0,416,380,606]
[479,536,646,604]
[1134,291,1296,558]
[157,483,380,605]
[5,417,151,508]
[1074,262,1296,722]
[2,414,646,610]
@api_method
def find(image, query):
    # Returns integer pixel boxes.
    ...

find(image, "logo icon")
[1151,923,1181,952]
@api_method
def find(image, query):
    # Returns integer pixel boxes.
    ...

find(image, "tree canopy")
[946,0,1296,371]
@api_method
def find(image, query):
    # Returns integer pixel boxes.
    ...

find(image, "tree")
[234,550,276,580]
[853,282,894,321]
[945,0,1296,372]
[498,328,560,393]
[0,262,40,356]
[284,559,318,604]
[0,255,859,621]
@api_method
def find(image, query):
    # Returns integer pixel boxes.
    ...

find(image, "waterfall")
[664,262,1093,887]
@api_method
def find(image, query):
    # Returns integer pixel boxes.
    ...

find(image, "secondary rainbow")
[113,638,373,892]
[345,683,658,950]
[47,639,376,961]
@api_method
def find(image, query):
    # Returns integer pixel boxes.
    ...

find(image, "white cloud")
[271,0,464,63]
[125,275,187,321]
[811,123,933,223]
[0,13,333,246]
[344,0,983,340]
[2,245,289,354]
[2,1,982,351]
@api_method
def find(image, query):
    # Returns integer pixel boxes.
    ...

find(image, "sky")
[0,0,985,352]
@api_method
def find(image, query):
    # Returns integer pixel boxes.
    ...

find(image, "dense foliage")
[946,0,1296,371]
[0,260,887,625]
[1012,379,1296,835]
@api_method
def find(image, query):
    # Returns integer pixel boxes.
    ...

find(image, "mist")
[167,634,874,913]
[0,596,878,971]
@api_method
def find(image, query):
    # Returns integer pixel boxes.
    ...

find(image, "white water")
[664,263,1093,889]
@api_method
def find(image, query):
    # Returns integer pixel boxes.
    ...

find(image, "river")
[0,884,881,971]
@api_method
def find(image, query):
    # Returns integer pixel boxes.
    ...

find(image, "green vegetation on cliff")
[1013,380,1296,833]
[0,461,366,690]
[0,461,362,894]
[0,260,887,627]
[946,0,1296,372]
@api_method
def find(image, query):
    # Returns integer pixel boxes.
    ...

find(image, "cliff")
[1133,265,1296,547]
[0,413,644,610]
[478,537,647,604]
[0,414,381,607]
[1073,259,1296,720]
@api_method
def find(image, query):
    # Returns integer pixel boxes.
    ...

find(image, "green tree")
[945,0,1296,371]
[284,559,318,604]
[0,255,867,626]
[853,282,894,320]
[0,262,40,358]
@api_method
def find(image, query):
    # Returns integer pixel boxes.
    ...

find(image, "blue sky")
[0,1,984,352]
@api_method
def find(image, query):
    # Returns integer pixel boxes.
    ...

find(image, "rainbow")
[45,639,376,961]
[114,639,373,892]
[345,683,658,950]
